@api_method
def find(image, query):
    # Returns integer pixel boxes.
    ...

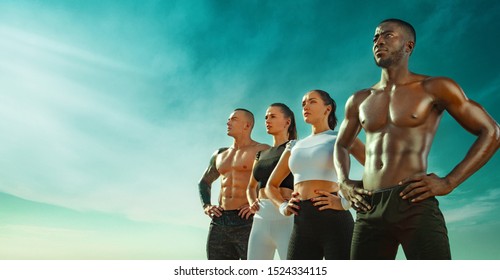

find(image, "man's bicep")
[437,80,496,135]
[198,151,223,207]
[338,95,363,146]
[449,100,498,135]
[337,117,362,149]
[199,153,221,186]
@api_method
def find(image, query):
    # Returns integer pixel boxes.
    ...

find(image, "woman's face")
[265,106,289,135]
[302,91,329,125]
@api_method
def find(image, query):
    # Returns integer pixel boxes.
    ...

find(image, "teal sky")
[0,0,498,259]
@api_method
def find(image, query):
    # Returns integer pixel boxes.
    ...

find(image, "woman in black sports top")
[246,103,297,260]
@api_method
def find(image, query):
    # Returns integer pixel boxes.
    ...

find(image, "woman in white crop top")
[266,89,364,260]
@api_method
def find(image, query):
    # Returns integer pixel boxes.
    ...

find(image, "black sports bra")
[252,142,294,190]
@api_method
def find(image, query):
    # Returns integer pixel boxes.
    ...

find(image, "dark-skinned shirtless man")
[334,18,500,260]
[198,108,269,259]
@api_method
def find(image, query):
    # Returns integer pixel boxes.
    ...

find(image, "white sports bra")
[287,130,338,184]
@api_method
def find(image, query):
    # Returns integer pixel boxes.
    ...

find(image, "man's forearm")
[334,144,352,183]
[198,180,212,209]
[445,128,500,189]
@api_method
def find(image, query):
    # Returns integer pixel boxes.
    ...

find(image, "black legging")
[287,199,354,260]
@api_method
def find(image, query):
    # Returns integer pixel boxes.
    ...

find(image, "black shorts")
[206,210,253,260]
[351,185,451,260]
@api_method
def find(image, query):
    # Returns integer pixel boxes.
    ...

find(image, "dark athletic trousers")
[206,210,253,260]
[287,199,354,260]
[351,185,451,260]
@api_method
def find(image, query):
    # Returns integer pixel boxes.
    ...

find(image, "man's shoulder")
[239,142,270,156]
[218,147,230,152]
[253,142,271,152]
[352,88,372,96]
[346,88,372,106]
[421,76,463,98]
[421,75,458,87]
[212,147,229,157]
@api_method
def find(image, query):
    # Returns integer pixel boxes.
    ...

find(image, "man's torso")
[216,143,266,209]
[358,77,444,190]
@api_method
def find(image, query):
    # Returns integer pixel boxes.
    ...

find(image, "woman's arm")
[246,159,260,213]
[265,150,300,216]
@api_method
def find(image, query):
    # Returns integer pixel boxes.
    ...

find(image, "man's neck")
[379,63,412,88]
[232,135,254,149]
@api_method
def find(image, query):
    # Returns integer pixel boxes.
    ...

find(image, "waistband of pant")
[360,184,409,210]
[254,199,291,220]
[295,192,350,214]
[298,191,338,202]
[294,198,352,219]
[211,210,253,226]
[361,185,405,205]
[370,184,408,195]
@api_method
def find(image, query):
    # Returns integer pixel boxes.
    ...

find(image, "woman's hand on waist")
[280,192,301,216]
[249,199,260,213]
[310,190,344,211]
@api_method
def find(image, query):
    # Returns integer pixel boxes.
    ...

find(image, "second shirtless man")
[198,108,269,260]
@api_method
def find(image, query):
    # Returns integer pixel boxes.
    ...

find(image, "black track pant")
[351,185,451,260]
[287,199,354,260]
[207,210,253,260]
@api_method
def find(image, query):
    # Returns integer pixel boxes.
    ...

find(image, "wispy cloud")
[0,25,135,73]
[0,224,94,238]
[0,23,209,226]
[443,189,500,224]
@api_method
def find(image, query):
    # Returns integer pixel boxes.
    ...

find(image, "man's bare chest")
[359,89,436,132]
[216,149,254,175]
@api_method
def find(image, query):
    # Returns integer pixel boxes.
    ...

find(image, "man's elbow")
[198,179,211,190]
[335,143,352,156]
[494,123,500,149]
[483,122,500,150]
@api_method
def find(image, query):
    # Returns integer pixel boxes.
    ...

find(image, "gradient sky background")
[0,0,498,260]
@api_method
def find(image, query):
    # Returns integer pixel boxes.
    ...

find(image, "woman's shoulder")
[285,140,297,151]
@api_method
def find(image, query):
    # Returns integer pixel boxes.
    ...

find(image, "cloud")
[0,23,208,226]
[443,189,500,224]
[0,17,247,231]
[0,224,94,238]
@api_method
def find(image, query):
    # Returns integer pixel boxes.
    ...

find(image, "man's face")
[372,22,407,68]
[226,111,247,137]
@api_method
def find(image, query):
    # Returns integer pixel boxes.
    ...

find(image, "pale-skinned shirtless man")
[198,108,269,259]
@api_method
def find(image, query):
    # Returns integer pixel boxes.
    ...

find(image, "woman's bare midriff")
[294,180,339,200]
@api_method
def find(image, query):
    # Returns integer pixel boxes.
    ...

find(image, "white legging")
[247,199,293,260]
